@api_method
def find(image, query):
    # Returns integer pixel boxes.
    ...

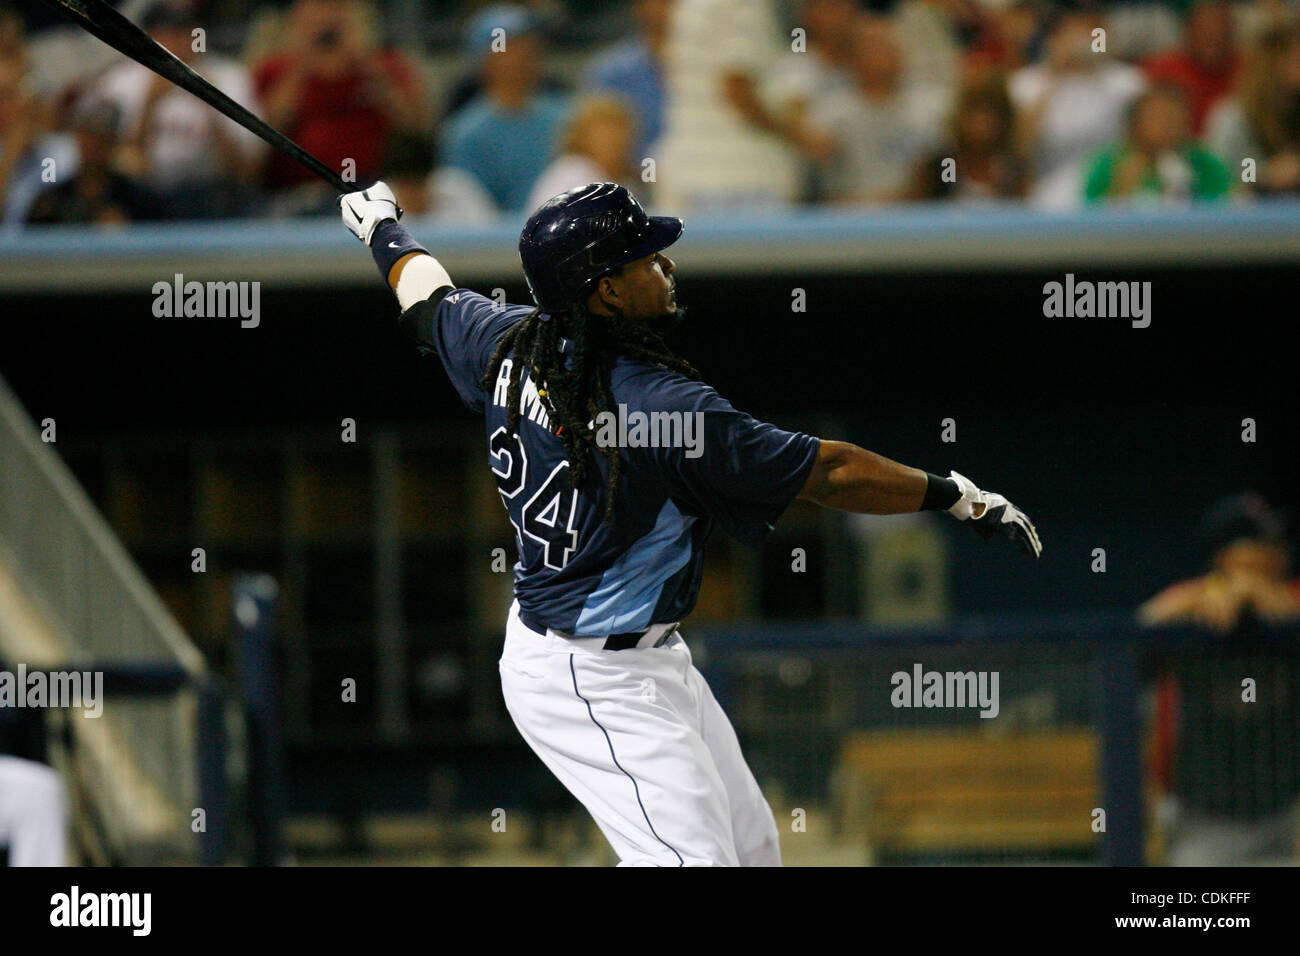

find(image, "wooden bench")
[834,728,1099,861]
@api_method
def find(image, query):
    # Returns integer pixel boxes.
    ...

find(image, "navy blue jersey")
[400,287,819,635]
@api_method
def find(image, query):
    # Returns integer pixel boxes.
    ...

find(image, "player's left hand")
[340,181,402,245]
[948,471,1042,558]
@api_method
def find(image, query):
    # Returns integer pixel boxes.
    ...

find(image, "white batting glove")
[340,181,402,245]
[948,471,1043,558]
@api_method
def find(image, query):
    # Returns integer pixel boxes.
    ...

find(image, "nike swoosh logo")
[388,241,401,249]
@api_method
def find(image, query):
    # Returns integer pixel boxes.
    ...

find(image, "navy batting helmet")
[519,183,683,313]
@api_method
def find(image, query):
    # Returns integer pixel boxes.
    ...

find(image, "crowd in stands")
[3,0,1300,229]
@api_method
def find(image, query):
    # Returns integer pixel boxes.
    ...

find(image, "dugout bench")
[834,728,1098,863]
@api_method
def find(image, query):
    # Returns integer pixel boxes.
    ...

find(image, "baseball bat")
[36,0,349,193]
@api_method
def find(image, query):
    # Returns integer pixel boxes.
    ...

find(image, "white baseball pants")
[499,602,781,866]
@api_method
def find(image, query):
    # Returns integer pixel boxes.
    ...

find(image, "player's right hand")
[947,471,1043,558]
[340,181,402,245]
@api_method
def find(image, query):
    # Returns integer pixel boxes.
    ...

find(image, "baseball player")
[340,181,1041,866]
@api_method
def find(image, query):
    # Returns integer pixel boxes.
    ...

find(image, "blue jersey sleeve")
[633,371,820,548]
[399,288,529,413]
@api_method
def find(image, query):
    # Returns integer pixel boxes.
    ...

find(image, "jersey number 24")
[489,426,579,571]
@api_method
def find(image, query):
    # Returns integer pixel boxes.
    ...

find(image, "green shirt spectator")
[1084,142,1231,202]
[1084,83,1232,203]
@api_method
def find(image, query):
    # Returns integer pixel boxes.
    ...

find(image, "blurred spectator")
[774,0,860,202]
[910,71,1027,201]
[1102,1,1184,63]
[0,5,71,227]
[894,0,970,92]
[0,3,19,72]
[1083,84,1231,203]
[781,0,858,100]
[965,0,1046,74]
[1142,0,1239,134]
[654,0,815,210]
[809,13,948,204]
[1140,493,1299,631]
[443,4,568,214]
[89,1,263,219]
[26,101,156,225]
[440,5,569,121]
[254,0,425,203]
[0,13,39,221]
[0,759,66,866]
[581,0,672,162]
[0,661,67,867]
[1011,8,1147,209]
[1140,493,1300,866]
[1207,22,1300,196]
[378,131,497,224]
[526,95,638,213]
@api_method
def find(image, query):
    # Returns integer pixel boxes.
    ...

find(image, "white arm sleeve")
[395,254,455,311]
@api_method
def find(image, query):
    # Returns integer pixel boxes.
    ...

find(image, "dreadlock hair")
[478,279,700,525]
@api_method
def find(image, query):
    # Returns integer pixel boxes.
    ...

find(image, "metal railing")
[0,373,218,864]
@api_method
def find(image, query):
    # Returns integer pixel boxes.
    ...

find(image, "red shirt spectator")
[1142,0,1239,134]
[1143,51,1238,134]
[254,49,420,191]
[251,0,426,193]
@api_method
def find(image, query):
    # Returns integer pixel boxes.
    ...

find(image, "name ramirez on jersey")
[489,360,705,459]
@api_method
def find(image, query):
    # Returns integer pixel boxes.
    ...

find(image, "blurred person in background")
[0,662,67,867]
[1140,493,1300,865]
[1142,0,1239,135]
[894,0,980,92]
[965,0,1047,74]
[909,70,1028,201]
[809,13,949,204]
[772,0,858,202]
[440,3,569,121]
[1010,7,1147,209]
[0,759,65,865]
[0,4,73,228]
[255,0,425,212]
[778,0,859,105]
[654,0,822,210]
[26,101,157,225]
[526,95,639,213]
[0,4,22,82]
[443,4,568,215]
[90,1,263,220]
[582,0,673,165]
[1083,84,1232,203]
[1140,492,1299,632]
[1207,21,1300,196]
[378,131,497,223]
[0,7,42,222]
